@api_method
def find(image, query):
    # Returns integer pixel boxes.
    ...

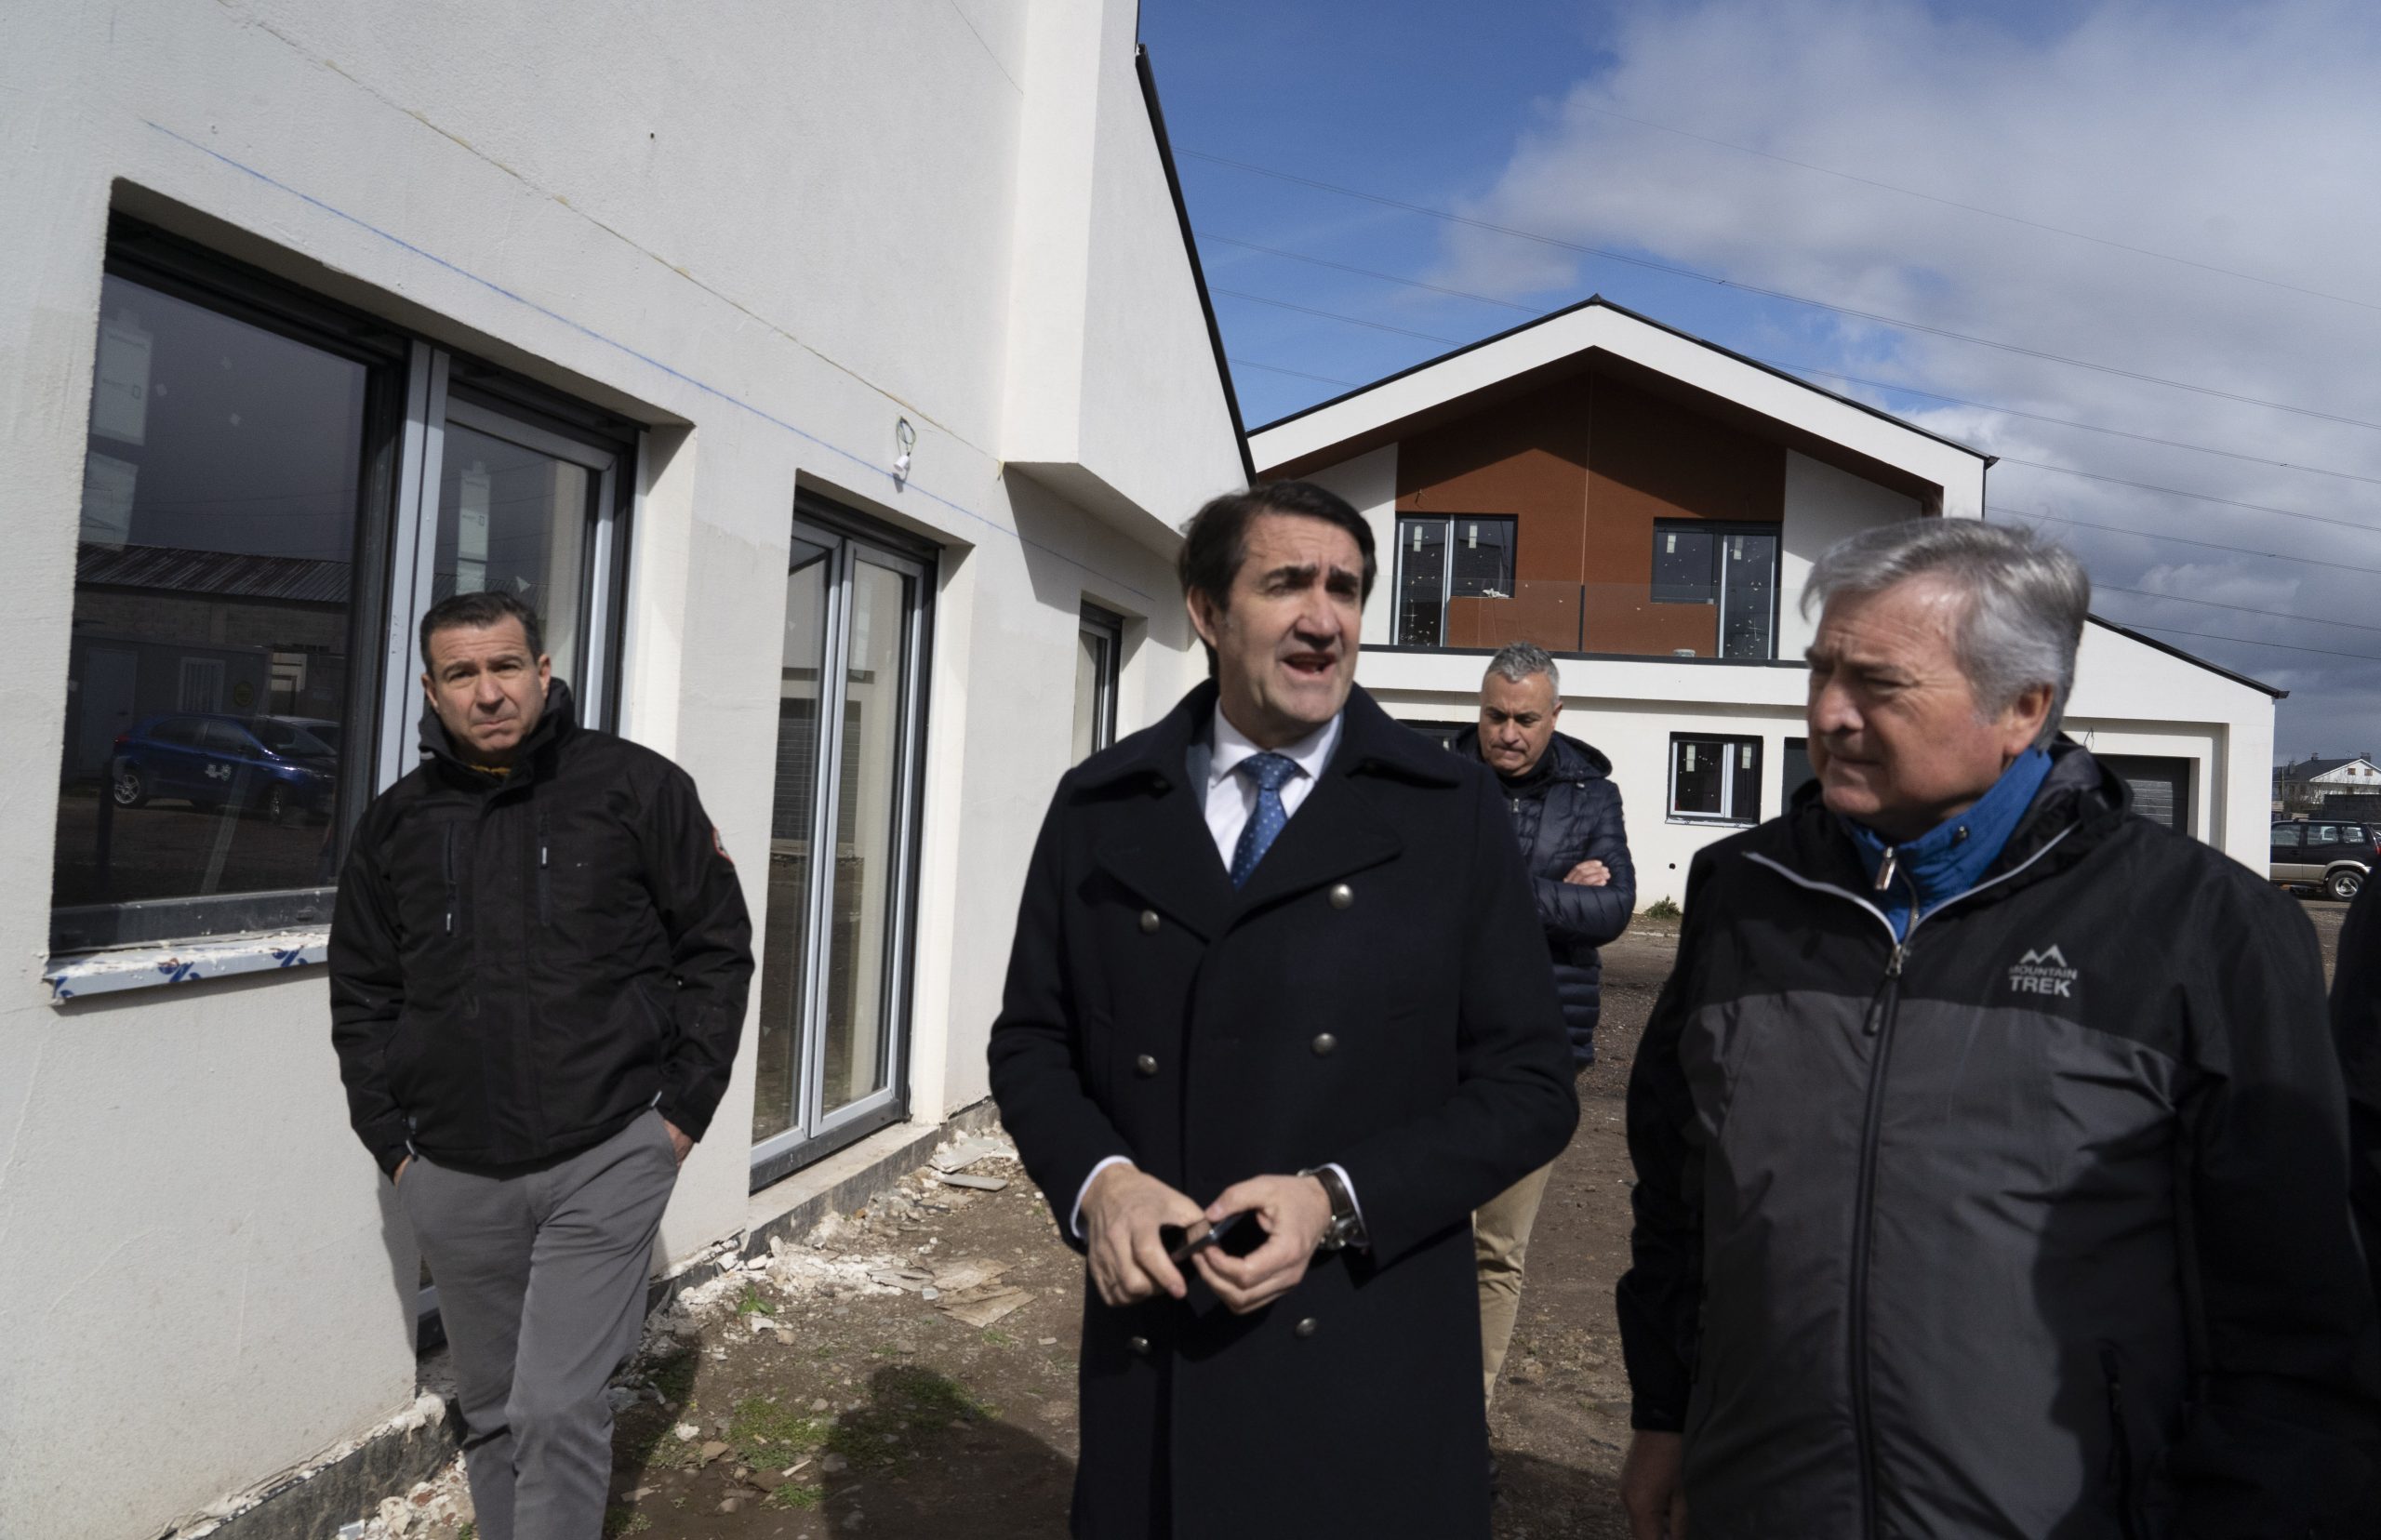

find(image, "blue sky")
[1139,0,2381,766]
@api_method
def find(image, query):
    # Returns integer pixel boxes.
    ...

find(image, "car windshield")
[248,719,336,757]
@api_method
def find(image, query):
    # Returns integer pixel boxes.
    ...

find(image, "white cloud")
[1432,0,2381,758]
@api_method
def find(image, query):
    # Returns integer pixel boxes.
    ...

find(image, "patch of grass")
[458,1526,476,1540]
[1643,896,1683,921]
[980,1329,1016,1348]
[728,1395,833,1468]
[735,1284,775,1316]
[603,1505,652,1536]
[811,1345,835,1360]
[767,1482,826,1511]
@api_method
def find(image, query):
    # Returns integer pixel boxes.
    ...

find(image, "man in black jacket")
[2337,877,2381,1314]
[1453,642,1632,1406]
[1618,520,2379,1539]
[330,591,752,1540]
[989,482,1576,1538]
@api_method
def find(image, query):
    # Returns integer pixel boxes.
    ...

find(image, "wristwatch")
[1299,1165,1365,1253]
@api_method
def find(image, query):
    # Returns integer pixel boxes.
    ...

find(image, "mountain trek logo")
[2009,945,2080,998]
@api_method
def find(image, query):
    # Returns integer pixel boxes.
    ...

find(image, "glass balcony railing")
[1395,581,1808,662]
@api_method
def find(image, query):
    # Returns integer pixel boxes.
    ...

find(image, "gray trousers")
[401,1110,679,1540]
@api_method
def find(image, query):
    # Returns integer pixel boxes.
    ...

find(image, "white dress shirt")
[1071,704,1364,1241]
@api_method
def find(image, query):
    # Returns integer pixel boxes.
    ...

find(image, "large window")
[752,498,933,1188]
[1669,734,1763,825]
[1394,514,1516,647]
[1651,520,1781,659]
[1074,604,1124,763]
[49,221,635,954]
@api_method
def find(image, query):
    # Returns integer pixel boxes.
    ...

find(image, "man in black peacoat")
[989,483,1579,1539]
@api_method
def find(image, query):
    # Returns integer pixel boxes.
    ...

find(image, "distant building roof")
[2279,754,2378,781]
[76,541,349,605]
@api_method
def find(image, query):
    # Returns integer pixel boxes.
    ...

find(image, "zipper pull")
[1874,846,1899,892]
[1886,945,1905,979]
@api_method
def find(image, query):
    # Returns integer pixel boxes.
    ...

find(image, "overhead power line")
[1770,363,2381,489]
[2114,621,2381,666]
[1202,226,2381,489]
[1183,149,2381,433]
[1211,287,1464,345]
[1998,458,2381,538]
[2095,582,2381,637]
[1562,100,2379,316]
[1992,505,2381,580]
[1227,355,1364,389]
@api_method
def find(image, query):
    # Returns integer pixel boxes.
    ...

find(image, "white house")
[2276,754,2381,808]
[1249,298,2281,901]
[0,3,1245,1535]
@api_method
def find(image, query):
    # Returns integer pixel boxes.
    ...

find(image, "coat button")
[1138,909,1160,934]
[1294,1317,1319,1339]
[1310,1033,1337,1056]
[1327,883,1353,909]
[1127,1334,1151,1356]
[1135,1054,1159,1077]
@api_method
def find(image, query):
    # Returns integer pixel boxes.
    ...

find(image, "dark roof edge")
[1246,291,1989,465]
[2086,614,2288,698]
[1137,45,1255,488]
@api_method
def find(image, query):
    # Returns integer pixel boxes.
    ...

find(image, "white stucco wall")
[1779,449,1921,657]
[1303,445,1400,647]
[0,1,1237,1533]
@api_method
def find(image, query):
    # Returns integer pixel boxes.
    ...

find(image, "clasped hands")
[1080,1163,1334,1315]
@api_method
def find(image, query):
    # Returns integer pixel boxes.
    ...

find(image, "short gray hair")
[1484,643,1559,694]
[1802,520,2089,748]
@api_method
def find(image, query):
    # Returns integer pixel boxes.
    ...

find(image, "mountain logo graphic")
[2010,944,2080,998]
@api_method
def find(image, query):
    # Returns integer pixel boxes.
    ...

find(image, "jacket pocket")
[2099,1345,2146,1540]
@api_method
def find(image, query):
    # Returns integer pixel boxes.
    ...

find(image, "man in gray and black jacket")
[1617,520,2381,1539]
[331,591,752,1540]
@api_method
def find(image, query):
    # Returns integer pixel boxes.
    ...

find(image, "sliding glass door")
[752,507,931,1188]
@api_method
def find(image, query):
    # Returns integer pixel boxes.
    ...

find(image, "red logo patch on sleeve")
[712,826,733,866]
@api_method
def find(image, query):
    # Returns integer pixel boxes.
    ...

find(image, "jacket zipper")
[441,824,459,936]
[2100,1346,2141,1540]
[1742,827,2077,1540]
[536,810,552,926]
[1846,847,1911,1540]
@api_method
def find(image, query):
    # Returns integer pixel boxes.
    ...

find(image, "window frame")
[1649,518,1784,660]
[1391,512,1519,648]
[1667,733,1764,826]
[1076,603,1124,761]
[48,219,639,958]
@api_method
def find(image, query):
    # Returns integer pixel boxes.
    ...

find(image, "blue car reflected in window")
[111,714,338,825]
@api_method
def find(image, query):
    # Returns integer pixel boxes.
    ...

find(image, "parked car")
[2269,817,2374,901]
[111,713,337,824]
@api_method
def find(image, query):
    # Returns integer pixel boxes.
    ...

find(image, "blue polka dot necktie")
[1229,752,1299,888]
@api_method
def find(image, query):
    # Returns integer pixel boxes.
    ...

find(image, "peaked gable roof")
[1246,294,1989,506]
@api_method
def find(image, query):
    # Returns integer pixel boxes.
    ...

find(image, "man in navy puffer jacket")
[1452,643,1635,1408]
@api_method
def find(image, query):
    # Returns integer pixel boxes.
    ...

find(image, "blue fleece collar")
[1843,747,2054,940]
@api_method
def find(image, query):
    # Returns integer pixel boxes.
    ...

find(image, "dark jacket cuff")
[1631,1404,1685,1433]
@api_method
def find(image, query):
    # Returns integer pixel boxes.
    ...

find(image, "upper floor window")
[50,220,637,955]
[1394,514,1515,647]
[1651,520,1780,659]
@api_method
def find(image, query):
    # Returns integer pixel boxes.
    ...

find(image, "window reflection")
[435,420,592,683]
[53,274,365,925]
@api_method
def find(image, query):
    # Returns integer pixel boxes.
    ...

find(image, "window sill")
[1666,815,1757,829]
[44,928,329,1003]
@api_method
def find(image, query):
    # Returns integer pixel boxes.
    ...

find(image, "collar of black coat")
[1071,679,1459,940]
[418,678,579,791]
[1776,734,2131,900]
[1448,724,1612,791]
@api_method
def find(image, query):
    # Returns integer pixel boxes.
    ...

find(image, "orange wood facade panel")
[1393,371,1784,657]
